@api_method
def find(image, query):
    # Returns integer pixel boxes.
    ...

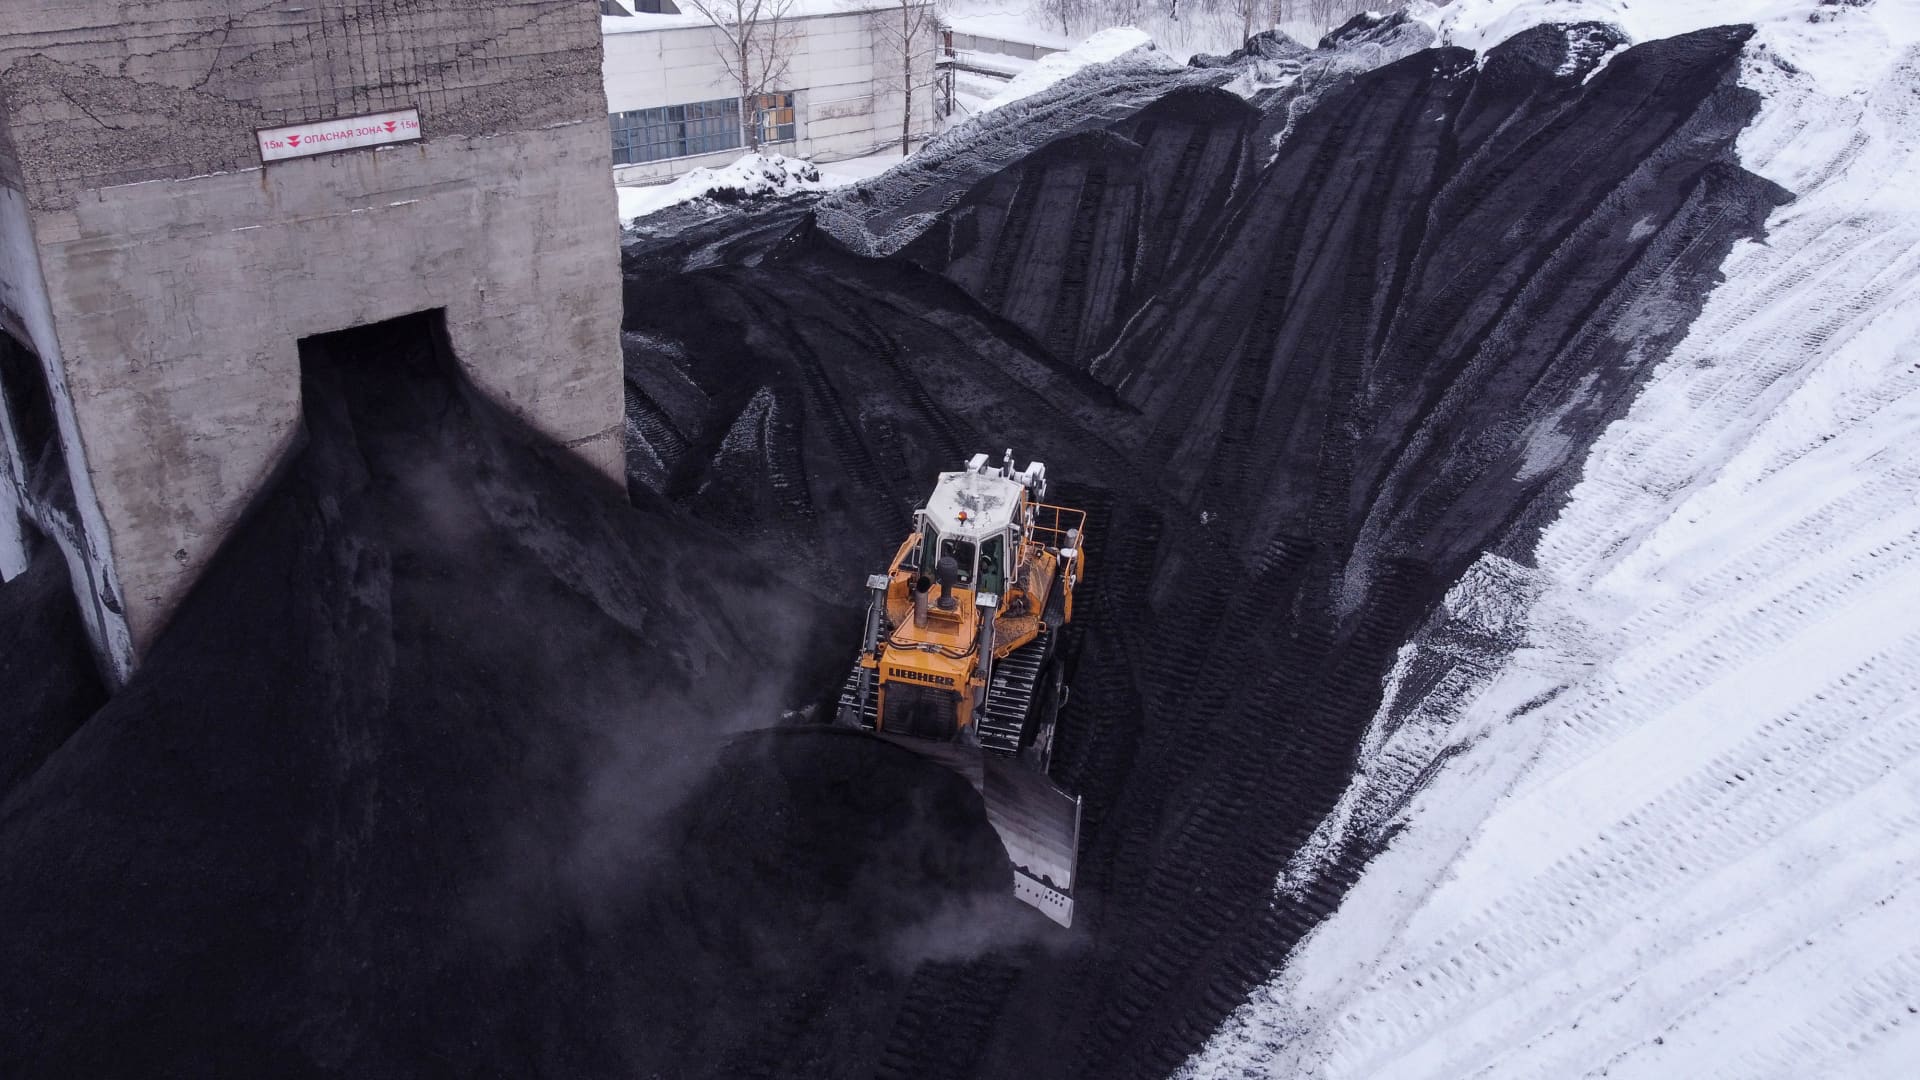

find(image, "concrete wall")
[0,484,20,580]
[0,0,625,672]
[0,189,44,584]
[947,32,1063,61]
[0,184,131,677]
[603,7,937,184]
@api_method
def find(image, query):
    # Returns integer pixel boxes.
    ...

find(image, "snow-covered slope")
[1184,1,1920,1077]
[617,154,835,225]
[1432,0,1917,94]
[978,27,1162,113]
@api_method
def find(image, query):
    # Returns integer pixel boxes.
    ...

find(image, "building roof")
[601,0,901,34]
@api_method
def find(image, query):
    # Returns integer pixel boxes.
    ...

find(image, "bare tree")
[1235,0,1258,42]
[680,0,802,151]
[864,0,942,154]
[1305,0,1346,34]
[1037,0,1080,37]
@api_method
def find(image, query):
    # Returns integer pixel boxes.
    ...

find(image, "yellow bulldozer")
[837,451,1086,925]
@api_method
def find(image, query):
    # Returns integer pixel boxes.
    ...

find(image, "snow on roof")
[978,26,1173,114]
[616,153,831,224]
[943,9,1076,52]
[923,467,1025,539]
[617,150,910,227]
[601,0,895,34]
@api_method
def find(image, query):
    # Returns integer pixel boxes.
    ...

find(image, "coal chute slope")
[0,538,108,801]
[0,315,1016,1078]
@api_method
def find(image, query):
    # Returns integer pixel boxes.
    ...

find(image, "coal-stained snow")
[1184,2,1920,1077]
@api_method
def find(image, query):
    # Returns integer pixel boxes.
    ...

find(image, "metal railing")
[1026,502,1086,553]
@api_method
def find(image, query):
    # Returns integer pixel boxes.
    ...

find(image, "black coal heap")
[4,21,1794,1080]
[618,23,1787,1080]
[0,538,107,800]
[0,314,1012,1078]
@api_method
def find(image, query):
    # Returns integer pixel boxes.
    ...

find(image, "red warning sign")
[257,108,420,163]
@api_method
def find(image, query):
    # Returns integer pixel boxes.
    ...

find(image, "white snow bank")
[1186,2,1920,1078]
[617,153,835,224]
[1428,0,1920,95]
[600,0,882,33]
[979,27,1172,113]
[944,8,1076,51]
[814,150,911,185]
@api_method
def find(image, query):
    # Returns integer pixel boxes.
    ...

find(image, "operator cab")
[901,452,1046,595]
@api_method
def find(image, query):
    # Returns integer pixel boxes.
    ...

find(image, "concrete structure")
[945,27,1067,63]
[601,0,938,185]
[0,1,626,681]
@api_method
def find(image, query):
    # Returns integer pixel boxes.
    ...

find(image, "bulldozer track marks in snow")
[1193,41,1920,1079]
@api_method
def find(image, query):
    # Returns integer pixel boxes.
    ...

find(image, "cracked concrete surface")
[0,0,625,667]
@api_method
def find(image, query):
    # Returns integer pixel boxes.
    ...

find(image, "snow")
[946,0,1378,64]
[978,27,1166,113]
[1184,2,1920,1078]
[600,0,889,34]
[814,149,913,183]
[617,151,908,224]
[812,37,1212,257]
[945,7,1076,51]
[1428,0,1920,95]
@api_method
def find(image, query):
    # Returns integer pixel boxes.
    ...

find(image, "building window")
[610,98,742,165]
[749,92,796,146]
[609,91,796,166]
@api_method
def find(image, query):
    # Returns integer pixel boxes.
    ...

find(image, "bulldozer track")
[809,277,978,466]
[873,959,1022,1080]
[729,282,902,543]
[1120,121,1208,312]
[980,167,1042,313]
[978,626,1053,754]
[1043,162,1112,365]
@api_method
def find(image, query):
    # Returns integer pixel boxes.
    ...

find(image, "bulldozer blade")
[982,754,1080,928]
[875,735,1082,927]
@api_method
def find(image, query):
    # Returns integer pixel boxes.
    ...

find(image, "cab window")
[939,536,976,586]
[911,523,937,574]
[978,534,1005,594]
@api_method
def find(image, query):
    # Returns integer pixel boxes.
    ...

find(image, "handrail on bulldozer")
[1027,502,1086,552]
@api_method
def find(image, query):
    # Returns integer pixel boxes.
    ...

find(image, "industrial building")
[601,0,940,184]
[0,1,627,680]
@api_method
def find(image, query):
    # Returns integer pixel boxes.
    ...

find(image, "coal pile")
[0,539,106,800]
[0,316,1020,1078]
[1,19,1795,1080]
[619,22,1788,1080]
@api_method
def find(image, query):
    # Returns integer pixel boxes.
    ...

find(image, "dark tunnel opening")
[296,309,456,408]
[0,328,55,467]
[0,327,78,519]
